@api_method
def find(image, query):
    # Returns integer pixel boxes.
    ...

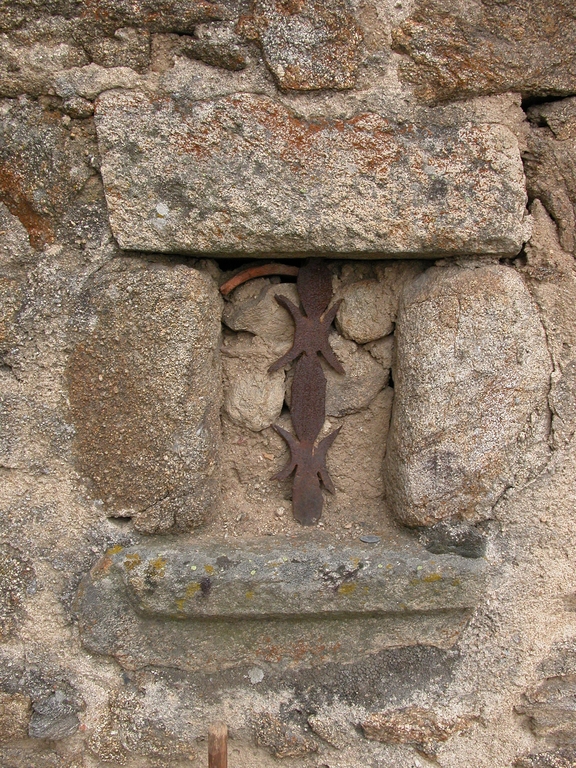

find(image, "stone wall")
[1,1,576,767]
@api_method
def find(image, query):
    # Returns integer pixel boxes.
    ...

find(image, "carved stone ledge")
[76,536,486,672]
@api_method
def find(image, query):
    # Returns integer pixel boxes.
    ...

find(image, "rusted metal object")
[219,263,299,296]
[270,259,343,525]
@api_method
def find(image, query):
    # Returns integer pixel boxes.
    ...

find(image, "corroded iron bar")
[270,259,343,525]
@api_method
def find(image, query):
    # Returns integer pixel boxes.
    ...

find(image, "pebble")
[360,535,381,544]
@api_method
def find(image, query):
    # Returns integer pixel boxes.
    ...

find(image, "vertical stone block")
[384,264,552,527]
[67,259,222,533]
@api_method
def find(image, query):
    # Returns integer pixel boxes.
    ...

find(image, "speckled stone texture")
[95,90,529,257]
[67,257,223,533]
[392,0,576,103]
[384,263,552,527]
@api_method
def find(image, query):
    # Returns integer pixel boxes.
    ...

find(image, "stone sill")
[76,536,486,672]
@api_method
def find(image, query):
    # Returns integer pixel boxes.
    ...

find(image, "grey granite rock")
[95,91,529,257]
[384,264,552,527]
[392,0,576,103]
[67,258,222,534]
[76,536,486,672]
[239,0,362,91]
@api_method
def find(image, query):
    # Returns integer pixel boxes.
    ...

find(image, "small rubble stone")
[222,280,299,349]
[361,705,476,757]
[222,333,285,431]
[84,27,151,72]
[0,545,35,641]
[384,264,552,527]
[254,712,318,758]
[54,63,141,101]
[522,201,576,447]
[365,335,394,370]
[392,0,576,103]
[67,258,222,534]
[29,690,81,741]
[517,652,576,744]
[525,98,576,256]
[0,692,31,744]
[241,0,362,91]
[324,335,388,417]
[307,713,351,749]
[420,520,486,559]
[335,262,423,344]
[95,91,529,257]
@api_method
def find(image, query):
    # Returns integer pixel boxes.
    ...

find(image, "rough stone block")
[95,91,528,257]
[67,258,222,533]
[384,264,552,527]
[76,536,486,672]
[392,0,576,103]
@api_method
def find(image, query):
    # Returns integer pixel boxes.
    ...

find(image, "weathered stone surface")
[0,545,34,641]
[0,40,87,98]
[222,279,299,348]
[95,91,529,257]
[79,0,230,34]
[54,63,141,101]
[0,98,94,248]
[76,537,486,671]
[88,689,196,762]
[254,712,318,758]
[335,261,424,344]
[67,258,222,534]
[384,264,552,527]
[29,691,80,741]
[362,706,476,757]
[522,201,576,447]
[0,692,31,744]
[222,333,285,431]
[515,748,576,768]
[240,0,362,91]
[517,642,576,747]
[392,0,576,103]
[526,99,576,256]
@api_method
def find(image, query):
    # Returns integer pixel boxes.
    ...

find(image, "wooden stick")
[208,722,228,768]
[219,263,299,295]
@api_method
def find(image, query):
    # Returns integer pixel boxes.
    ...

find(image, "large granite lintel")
[95,91,529,258]
[76,537,486,672]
